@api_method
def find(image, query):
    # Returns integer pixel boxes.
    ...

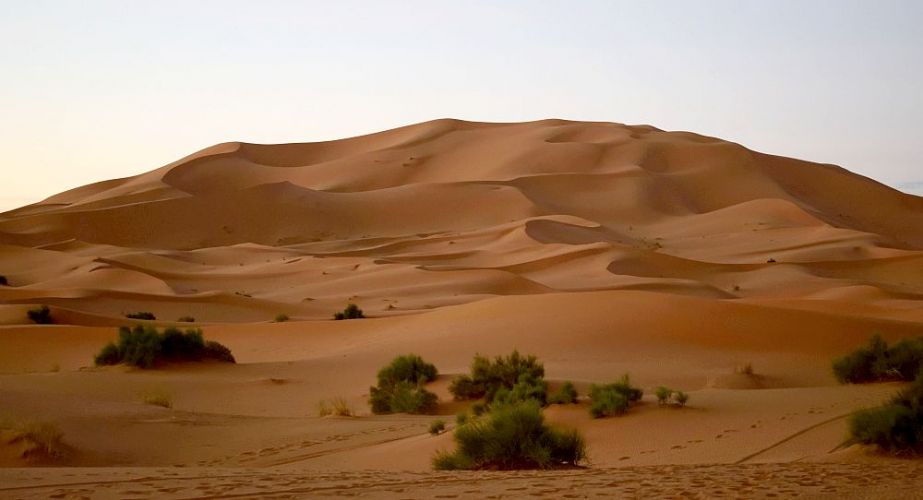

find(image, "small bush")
[126,311,156,320]
[369,354,439,414]
[833,334,923,384]
[334,303,365,320]
[27,305,53,324]
[449,351,546,404]
[674,391,689,407]
[94,325,235,368]
[429,419,447,435]
[432,400,585,470]
[736,362,755,376]
[548,381,578,405]
[177,316,195,323]
[456,412,469,426]
[318,398,354,417]
[141,389,173,408]
[589,374,642,418]
[5,421,66,460]
[655,386,672,405]
[274,313,290,322]
[0,275,7,286]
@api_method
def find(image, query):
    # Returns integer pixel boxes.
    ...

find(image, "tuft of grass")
[141,389,174,409]
[318,398,354,417]
[3,420,67,461]
[27,305,53,324]
[429,419,447,435]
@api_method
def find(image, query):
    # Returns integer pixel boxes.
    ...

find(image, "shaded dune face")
[0,119,921,324]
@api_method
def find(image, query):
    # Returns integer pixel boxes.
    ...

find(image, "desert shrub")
[589,375,642,418]
[449,351,546,404]
[204,341,236,363]
[429,419,447,435]
[736,362,755,375]
[317,397,354,417]
[5,421,66,460]
[674,391,690,407]
[141,389,173,408]
[548,381,578,405]
[27,305,53,324]
[471,402,487,416]
[126,311,156,320]
[833,334,923,384]
[0,275,7,286]
[432,400,585,470]
[94,325,235,368]
[493,373,549,406]
[847,375,923,454]
[177,316,195,323]
[334,303,365,320]
[369,354,439,414]
[456,412,469,426]
[655,386,672,405]
[274,313,290,322]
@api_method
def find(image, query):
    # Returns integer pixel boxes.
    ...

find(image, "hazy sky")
[1,0,921,210]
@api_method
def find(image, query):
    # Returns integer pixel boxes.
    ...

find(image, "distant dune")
[1,120,921,496]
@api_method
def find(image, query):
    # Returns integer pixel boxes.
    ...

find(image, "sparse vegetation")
[274,313,290,322]
[125,311,156,320]
[334,303,365,320]
[177,316,195,323]
[429,419,447,435]
[141,389,174,408]
[833,334,923,384]
[317,397,354,417]
[589,374,643,418]
[655,386,690,407]
[27,305,53,324]
[449,351,546,405]
[846,373,923,454]
[655,386,672,405]
[736,362,755,376]
[456,411,469,426]
[93,325,235,368]
[369,354,439,414]
[548,381,578,405]
[674,391,689,407]
[0,275,7,286]
[1,419,66,461]
[432,400,585,470]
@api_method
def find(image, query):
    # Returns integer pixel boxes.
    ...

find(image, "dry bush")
[2,420,67,461]
[141,389,174,408]
[318,397,354,417]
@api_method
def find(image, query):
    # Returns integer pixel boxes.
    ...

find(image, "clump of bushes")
[334,303,365,320]
[655,386,690,408]
[432,400,585,470]
[369,354,439,414]
[429,419,447,435]
[548,381,578,405]
[274,313,290,322]
[125,311,156,320]
[833,334,923,384]
[27,305,53,324]
[94,325,235,368]
[589,374,643,418]
[449,351,546,405]
[847,373,923,454]
[177,316,195,323]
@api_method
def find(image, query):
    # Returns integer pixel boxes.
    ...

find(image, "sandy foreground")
[1,120,922,497]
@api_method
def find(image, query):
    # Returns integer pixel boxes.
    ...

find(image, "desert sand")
[1,119,922,498]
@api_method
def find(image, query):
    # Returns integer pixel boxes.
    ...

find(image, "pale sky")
[1,0,921,211]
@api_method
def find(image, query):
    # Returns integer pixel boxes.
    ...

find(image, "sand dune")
[1,119,921,495]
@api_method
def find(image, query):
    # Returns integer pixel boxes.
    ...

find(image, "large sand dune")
[1,119,921,497]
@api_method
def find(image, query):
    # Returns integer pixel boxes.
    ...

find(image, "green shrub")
[177,316,195,323]
[548,381,578,405]
[674,391,689,407]
[27,305,53,324]
[846,372,923,454]
[334,303,365,320]
[833,334,923,384]
[274,313,290,322]
[432,400,585,470]
[429,419,446,435]
[126,311,156,320]
[449,351,546,404]
[369,354,439,414]
[655,386,672,405]
[493,373,548,406]
[456,412,469,426]
[93,325,235,368]
[589,375,642,418]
